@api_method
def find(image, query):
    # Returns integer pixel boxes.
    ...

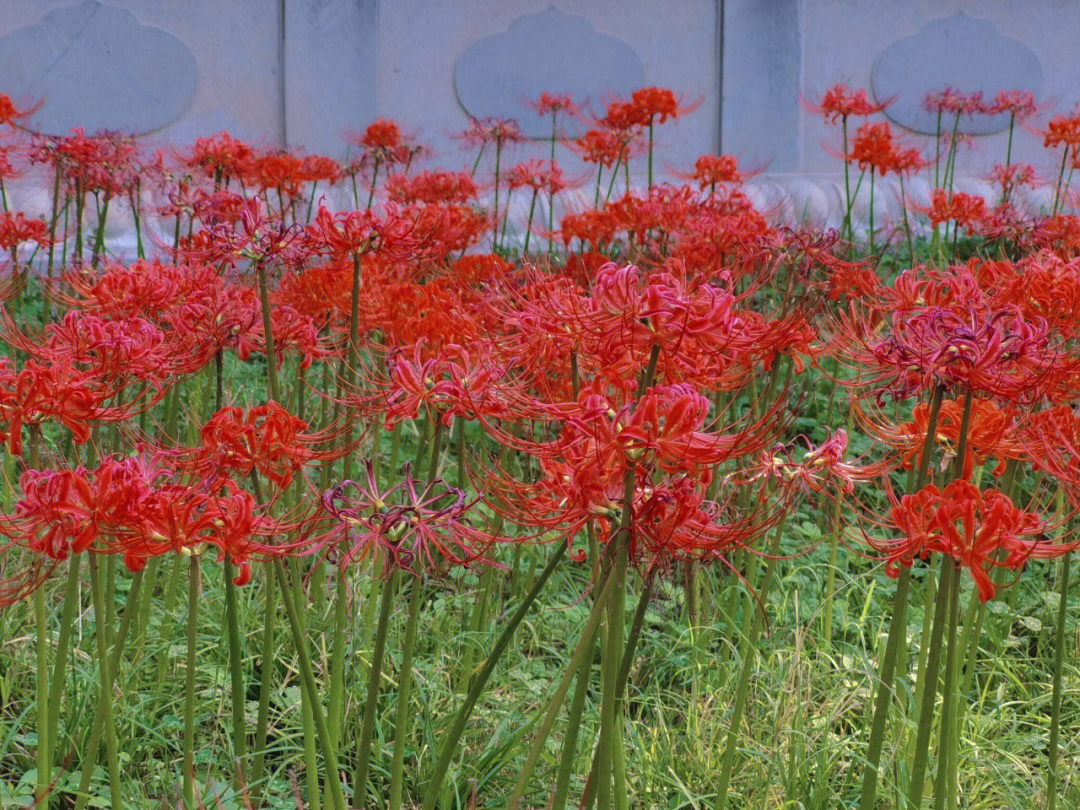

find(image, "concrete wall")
[1,0,1078,228]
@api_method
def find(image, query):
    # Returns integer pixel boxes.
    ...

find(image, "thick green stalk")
[294,561,322,810]
[596,467,635,810]
[647,120,654,191]
[183,555,200,809]
[550,616,601,810]
[841,117,852,240]
[274,558,348,810]
[224,556,247,782]
[934,563,962,810]
[250,569,278,807]
[820,494,844,647]
[34,585,49,804]
[89,556,123,810]
[857,384,945,810]
[45,555,82,783]
[457,562,494,693]
[327,567,349,750]
[507,570,615,808]
[354,567,397,804]
[389,420,447,808]
[256,261,280,403]
[522,188,538,254]
[906,554,953,809]
[1046,552,1071,810]
[421,542,568,810]
[389,577,424,810]
[74,570,143,810]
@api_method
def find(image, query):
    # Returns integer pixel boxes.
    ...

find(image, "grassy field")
[1,369,1076,809]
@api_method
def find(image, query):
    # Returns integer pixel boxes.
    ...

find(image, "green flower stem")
[34,585,49,804]
[223,555,247,784]
[841,117,852,240]
[933,562,962,810]
[550,607,602,810]
[522,188,538,254]
[153,556,185,681]
[89,555,123,810]
[596,467,635,810]
[74,569,143,810]
[457,561,495,694]
[327,567,349,750]
[182,554,200,810]
[421,541,568,810]
[255,260,280,403]
[1046,551,1071,810]
[905,553,953,809]
[857,384,945,810]
[354,567,397,805]
[507,567,616,808]
[388,576,423,810]
[44,554,82,784]
[249,568,278,808]
[273,557,348,810]
[388,420,447,808]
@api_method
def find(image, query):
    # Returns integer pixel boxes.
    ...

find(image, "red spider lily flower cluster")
[304,458,504,575]
[0,455,291,590]
[805,83,891,122]
[870,479,1072,602]
[911,190,988,233]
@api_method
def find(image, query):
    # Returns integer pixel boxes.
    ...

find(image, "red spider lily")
[300,154,342,185]
[24,311,173,385]
[0,458,163,562]
[0,212,49,252]
[847,122,895,173]
[41,128,143,197]
[506,158,572,195]
[734,427,894,503]
[568,128,639,168]
[374,341,509,429]
[631,476,779,565]
[170,401,351,489]
[990,162,1039,199]
[115,478,291,584]
[244,150,306,197]
[869,479,1073,602]
[924,88,989,117]
[527,92,581,119]
[241,303,325,371]
[0,93,42,128]
[675,154,748,189]
[181,131,256,181]
[990,89,1039,120]
[385,171,478,205]
[359,118,403,151]
[803,83,890,122]
[911,190,987,233]
[856,395,1025,481]
[1043,112,1080,150]
[454,117,527,149]
[973,252,1080,339]
[304,458,503,575]
[306,204,384,260]
[855,302,1069,403]
[0,355,164,455]
[624,87,702,127]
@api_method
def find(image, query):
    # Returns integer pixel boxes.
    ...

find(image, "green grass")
[0,474,1076,808]
[2,241,1078,808]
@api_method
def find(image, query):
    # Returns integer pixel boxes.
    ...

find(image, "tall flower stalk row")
[0,81,1077,810]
